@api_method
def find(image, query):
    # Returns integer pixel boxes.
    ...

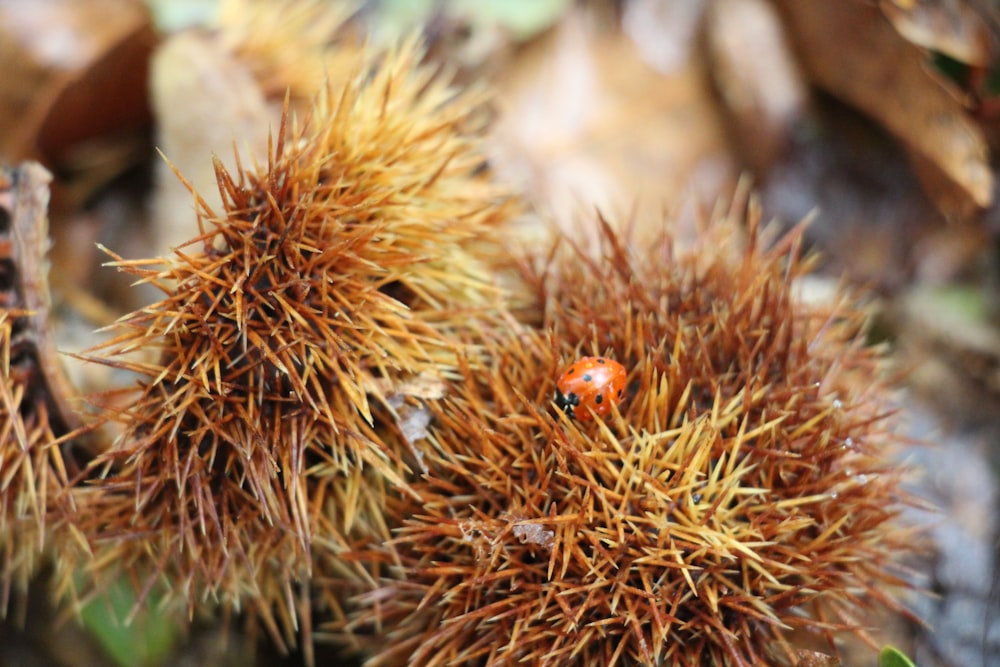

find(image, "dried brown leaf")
[490,6,734,243]
[881,0,996,66]
[0,0,154,183]
[777,0,994,212]
[705,0,810,172]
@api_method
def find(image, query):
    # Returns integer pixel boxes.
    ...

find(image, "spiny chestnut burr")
[345,197,916,666]
[74,38,517,653]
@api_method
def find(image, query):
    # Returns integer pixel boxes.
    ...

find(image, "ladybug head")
[554,388,580,418]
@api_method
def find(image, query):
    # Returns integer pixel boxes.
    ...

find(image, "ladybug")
[554,356,627,421]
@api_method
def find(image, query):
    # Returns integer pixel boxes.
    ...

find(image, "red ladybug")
[554,356,627,421]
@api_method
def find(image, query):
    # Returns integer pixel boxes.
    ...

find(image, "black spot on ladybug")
[595,394,603,404]
[582,373,592,382]
[567,368,575,375]
[596,358,605,364]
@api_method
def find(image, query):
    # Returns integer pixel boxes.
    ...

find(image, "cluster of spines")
[339,198,914,666]
[73,36,516,655]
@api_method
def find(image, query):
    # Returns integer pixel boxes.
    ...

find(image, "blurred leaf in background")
[78,576,180,667]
